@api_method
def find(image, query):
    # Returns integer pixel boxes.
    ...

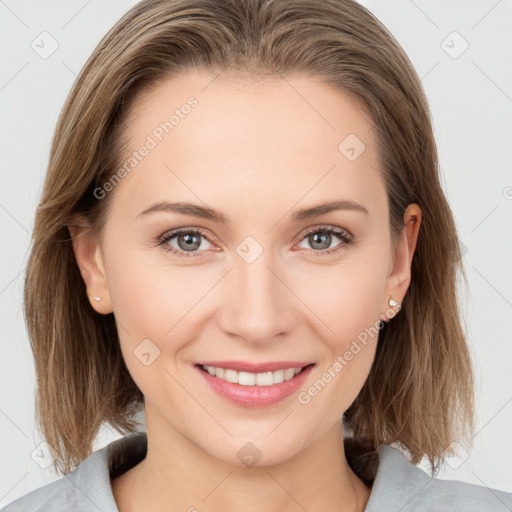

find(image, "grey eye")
[166,231,212,253]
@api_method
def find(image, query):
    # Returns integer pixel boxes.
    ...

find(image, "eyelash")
[156,225,353,258]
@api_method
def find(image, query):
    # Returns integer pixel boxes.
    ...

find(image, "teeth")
[284,368,295,380]
[202,365,305,386]
[255,372,272,386]
[240,372,256,385]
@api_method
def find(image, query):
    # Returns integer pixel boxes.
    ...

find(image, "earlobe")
[68,217,113,315]
[85,289,113,315]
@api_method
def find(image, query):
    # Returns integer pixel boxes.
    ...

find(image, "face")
[76,70,417,467]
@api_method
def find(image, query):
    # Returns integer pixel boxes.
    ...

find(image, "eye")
[157,228,215,258]
[156,225,353,258]
[295,225,353,256]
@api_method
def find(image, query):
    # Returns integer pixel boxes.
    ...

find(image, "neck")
[114,404,371,512]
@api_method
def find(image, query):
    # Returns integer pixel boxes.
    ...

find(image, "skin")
[69,70,421,512]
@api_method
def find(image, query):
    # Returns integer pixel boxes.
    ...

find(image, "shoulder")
[364,444,512,512]
[0,433,147,512]
[0,477,72,512]
[427,477,512,510]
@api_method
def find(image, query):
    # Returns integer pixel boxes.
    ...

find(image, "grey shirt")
[2,432,512,511]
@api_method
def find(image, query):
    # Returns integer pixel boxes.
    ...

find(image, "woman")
[3,0,512,510]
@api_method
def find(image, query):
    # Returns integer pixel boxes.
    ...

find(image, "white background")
[1,0,511,506]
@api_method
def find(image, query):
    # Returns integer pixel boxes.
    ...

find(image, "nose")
[217,245,297,347]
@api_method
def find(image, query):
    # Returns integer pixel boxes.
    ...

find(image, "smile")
[195,362,316,407]
[200,364,305,386]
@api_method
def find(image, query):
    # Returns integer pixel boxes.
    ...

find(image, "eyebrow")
[136,199,369,224]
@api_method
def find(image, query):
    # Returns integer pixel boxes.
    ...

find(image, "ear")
[68,214,113,315]
[381,203,422,321]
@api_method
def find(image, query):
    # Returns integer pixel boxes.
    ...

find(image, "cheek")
[104,250,199,401]
[104,244,201,336]
[292,254,387,343]
[103,246,223,389]
[291,258,386,407]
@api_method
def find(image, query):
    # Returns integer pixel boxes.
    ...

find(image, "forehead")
[114,70,385,219]
[127,70,374,151]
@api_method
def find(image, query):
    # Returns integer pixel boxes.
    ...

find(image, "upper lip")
[196,361,315,373]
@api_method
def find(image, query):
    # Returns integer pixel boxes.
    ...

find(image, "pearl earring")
[93,296,101,302]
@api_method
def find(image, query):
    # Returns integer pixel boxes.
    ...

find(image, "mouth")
[196,362,315,387]
[194,361,316,407]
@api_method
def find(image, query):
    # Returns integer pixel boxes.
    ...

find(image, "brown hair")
[24,0,474,477]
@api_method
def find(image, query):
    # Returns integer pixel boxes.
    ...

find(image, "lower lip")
[195,364,315,408]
